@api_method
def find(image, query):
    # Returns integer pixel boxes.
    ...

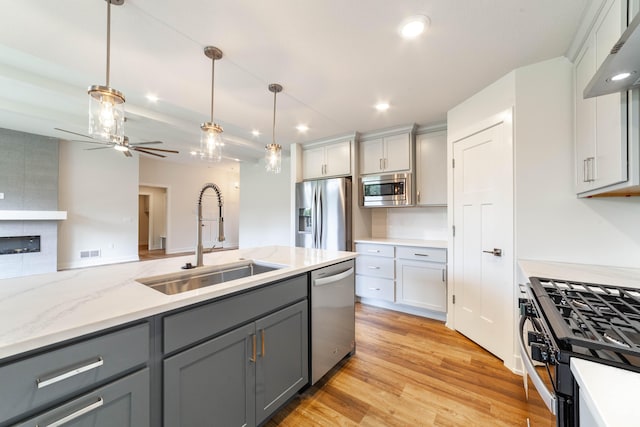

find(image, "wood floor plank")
[265,303,556,426]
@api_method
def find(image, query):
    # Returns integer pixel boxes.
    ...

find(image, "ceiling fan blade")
[86,146,113,151]
[130,141,163,146]
[134,147,166,158]
[124,150,133,158]
[69,139,114,146]
[133,147,179,154]
[54,128,96,140]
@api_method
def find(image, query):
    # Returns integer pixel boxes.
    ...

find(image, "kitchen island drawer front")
[396,246,446,263]
[0,323,149,425]
[14,368,150,427]
[355,276,394,302]
[355,243,394,258]
[355,256,394,279]
[163,274,307,354]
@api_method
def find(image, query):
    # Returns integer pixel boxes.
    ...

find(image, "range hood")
[583,11,640,98]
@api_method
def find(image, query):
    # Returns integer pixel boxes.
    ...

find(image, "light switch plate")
[0,192,4,199]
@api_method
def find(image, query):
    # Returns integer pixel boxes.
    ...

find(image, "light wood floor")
[266,303,555,427]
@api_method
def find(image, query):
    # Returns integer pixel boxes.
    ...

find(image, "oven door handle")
[518,315,557,415]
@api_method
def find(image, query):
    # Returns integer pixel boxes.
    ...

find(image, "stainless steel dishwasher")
[310,259,355,384]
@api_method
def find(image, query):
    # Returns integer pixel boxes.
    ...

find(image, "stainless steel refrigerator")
[295,177,351,251]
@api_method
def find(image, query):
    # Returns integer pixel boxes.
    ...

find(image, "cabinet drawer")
[0,323,149,425]
[355,256,394,278]
[355,243,394,258]
[15,368,150,427]
[396,246,446,263]
[163,274,307,354]
[356,276,395,302]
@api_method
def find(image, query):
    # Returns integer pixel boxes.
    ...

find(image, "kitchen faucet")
[186,183,225,269]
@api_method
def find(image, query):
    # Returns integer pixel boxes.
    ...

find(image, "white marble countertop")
[518,259,640,289]
[0,210,67,220]
[0,246,356,360]
[571,358,640,427]
[354,237,448,249]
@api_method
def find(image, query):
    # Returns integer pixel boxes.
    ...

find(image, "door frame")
[446,109,514,337]
[138,184,170,252]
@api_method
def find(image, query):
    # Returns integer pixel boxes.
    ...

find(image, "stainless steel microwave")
[361,173,412,207]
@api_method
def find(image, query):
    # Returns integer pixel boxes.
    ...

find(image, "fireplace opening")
[0,235,41,255]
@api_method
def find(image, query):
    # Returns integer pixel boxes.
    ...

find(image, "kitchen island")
[0,246,356,427]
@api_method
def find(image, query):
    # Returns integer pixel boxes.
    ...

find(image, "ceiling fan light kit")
[265,83,283,174]
[88,0,126,144]
[200,46,224,162]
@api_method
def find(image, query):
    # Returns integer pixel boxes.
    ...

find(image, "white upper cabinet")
[415,130,447,206]
[302,139,351,180]
[575,0,640,196]
[360,132,412,175]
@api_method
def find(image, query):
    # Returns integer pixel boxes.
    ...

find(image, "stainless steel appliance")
[310,260,355,384]
[361,173,412,207]
[295,177,351,250]
[519,277,640,426]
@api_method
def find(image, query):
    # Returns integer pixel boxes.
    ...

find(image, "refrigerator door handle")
[318,188,324,248]
[312,187,318,248]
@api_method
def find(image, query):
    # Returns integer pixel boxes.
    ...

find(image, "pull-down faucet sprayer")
[193,182,225,268]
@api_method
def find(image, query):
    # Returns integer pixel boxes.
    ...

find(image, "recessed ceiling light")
[252,129,260,137]
[375,102,390,112]
[190,150,198,156]
[610,72,632,81]
[296,124,309,133]
[146,93,159,102]
[400,15,430,39]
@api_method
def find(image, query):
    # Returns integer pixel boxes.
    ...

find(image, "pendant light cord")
[106,0,111,87]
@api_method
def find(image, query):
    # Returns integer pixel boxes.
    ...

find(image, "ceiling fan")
[54,128,179,158]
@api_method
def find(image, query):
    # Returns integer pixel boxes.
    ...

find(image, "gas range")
[520,276,640,426]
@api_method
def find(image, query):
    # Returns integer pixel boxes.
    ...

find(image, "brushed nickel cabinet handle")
[414,253,429,257]
[36,357,104,389]
[38,397,104,427]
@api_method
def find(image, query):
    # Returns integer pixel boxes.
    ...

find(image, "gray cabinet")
[162,275,309,427]
[255,301,308,424]
[0,323,149,426]
[164,323,256,427]
[14,368,149,427]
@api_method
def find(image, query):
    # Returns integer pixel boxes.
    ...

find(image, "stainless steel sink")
[137,260,283,295]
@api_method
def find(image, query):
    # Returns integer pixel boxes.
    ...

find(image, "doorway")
[451,111,513,362]
[138,186,168,259]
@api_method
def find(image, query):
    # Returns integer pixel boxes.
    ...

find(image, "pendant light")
[265,83,283,173]
[88,0,125,143]
[200,46,224,162]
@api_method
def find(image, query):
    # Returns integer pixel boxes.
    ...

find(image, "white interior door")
[452,119,513,361]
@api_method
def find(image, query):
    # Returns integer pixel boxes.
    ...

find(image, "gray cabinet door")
[255,300,309,424]
[163,323,256,427]
[14,368,149,427]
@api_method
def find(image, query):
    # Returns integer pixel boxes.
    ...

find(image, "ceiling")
[0,0,589,165]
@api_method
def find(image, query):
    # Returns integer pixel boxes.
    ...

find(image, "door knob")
[483,248,502,257]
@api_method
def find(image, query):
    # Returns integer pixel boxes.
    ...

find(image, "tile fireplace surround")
[0,211,67,279]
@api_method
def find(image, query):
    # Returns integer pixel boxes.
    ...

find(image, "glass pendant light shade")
[88,85,125,143]
[88,0,126,143]
[200,122,224,162]
[265,83,283,174]
[265,143,282,173]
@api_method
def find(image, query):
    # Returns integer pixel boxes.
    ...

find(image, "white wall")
[371,207,448,240]
[239,157,292,248]
[448,56,640,269]
[58,140,139,269]
[139,157,240,253]
[514,59,640,267]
